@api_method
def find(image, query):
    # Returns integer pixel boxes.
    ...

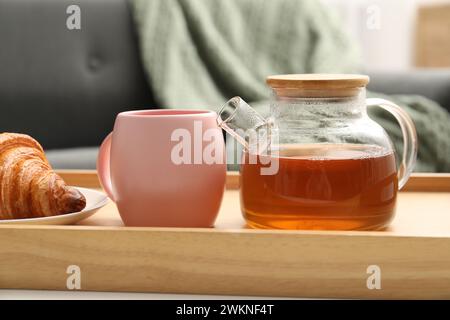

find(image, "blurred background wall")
[321,0,450,72]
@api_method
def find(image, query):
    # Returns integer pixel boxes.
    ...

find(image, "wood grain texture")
[0,171,449,298]
[415,4,450,67]
[1,223,450,298]
[58,170,102,189]
[401,173,450,192]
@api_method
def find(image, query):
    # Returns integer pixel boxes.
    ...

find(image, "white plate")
[0,187,109,225]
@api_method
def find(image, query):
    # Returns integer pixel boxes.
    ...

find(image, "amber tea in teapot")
[240,144,398,230]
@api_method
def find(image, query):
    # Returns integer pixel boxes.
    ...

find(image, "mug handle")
[96,132,115,201]
[366,98,418,190]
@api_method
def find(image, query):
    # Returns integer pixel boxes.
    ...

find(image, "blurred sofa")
[1,0,450,169]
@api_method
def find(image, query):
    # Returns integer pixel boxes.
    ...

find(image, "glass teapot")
[217,74,417,230]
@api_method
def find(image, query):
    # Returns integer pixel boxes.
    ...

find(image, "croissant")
[0,133,86,219]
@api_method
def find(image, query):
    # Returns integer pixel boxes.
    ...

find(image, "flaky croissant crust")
[0,133,86,219]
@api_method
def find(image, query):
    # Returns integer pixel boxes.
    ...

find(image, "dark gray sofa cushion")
[0,0,154,150]
[368,70,450,112]
[46,147,98,169]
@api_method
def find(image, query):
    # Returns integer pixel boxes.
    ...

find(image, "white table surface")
[0,290,293,300]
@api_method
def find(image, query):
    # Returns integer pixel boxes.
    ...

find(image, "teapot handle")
[366,98,418,190]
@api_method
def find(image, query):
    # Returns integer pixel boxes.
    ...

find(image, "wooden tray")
[0,171,449,299]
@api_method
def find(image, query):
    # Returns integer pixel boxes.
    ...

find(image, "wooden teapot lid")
[266,74,370,98]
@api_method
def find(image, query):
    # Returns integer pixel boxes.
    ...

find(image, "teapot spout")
[217,96,271,153]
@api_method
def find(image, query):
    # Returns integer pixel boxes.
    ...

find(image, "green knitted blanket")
[131,0,450,172]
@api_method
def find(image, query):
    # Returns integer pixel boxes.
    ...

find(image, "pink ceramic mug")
[97,109,226,227]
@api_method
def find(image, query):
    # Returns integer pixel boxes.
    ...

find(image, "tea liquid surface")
[240,144,398,230]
